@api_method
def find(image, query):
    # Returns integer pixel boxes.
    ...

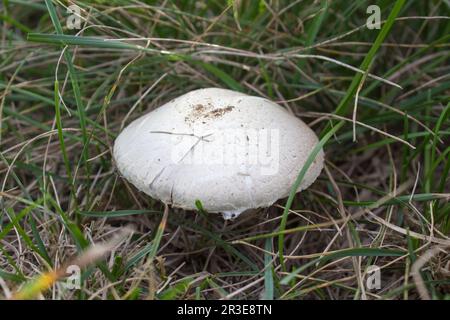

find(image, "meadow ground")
[0,0,449,300]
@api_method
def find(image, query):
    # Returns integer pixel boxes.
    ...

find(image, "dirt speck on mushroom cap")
[185,103,235,124]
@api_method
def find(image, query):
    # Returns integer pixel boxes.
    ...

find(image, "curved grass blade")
[280,247,405,285]
[278,121,344,270]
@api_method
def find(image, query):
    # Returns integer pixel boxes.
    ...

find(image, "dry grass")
[0,0,449,300]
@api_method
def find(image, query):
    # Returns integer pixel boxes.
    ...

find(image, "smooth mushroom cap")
[114,88,324,219]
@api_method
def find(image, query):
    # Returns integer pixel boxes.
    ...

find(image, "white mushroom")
[114,88,324,219]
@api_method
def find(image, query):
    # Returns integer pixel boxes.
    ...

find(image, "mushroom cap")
[114,88,324,219]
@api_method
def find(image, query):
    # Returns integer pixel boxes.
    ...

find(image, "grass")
[0,0,449,300]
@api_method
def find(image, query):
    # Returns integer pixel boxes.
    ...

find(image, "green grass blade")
[263,238,274,300]
[278,120,344,269]
[321,0,406,135]
[79,209,161,218]
[43,0,89,171]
